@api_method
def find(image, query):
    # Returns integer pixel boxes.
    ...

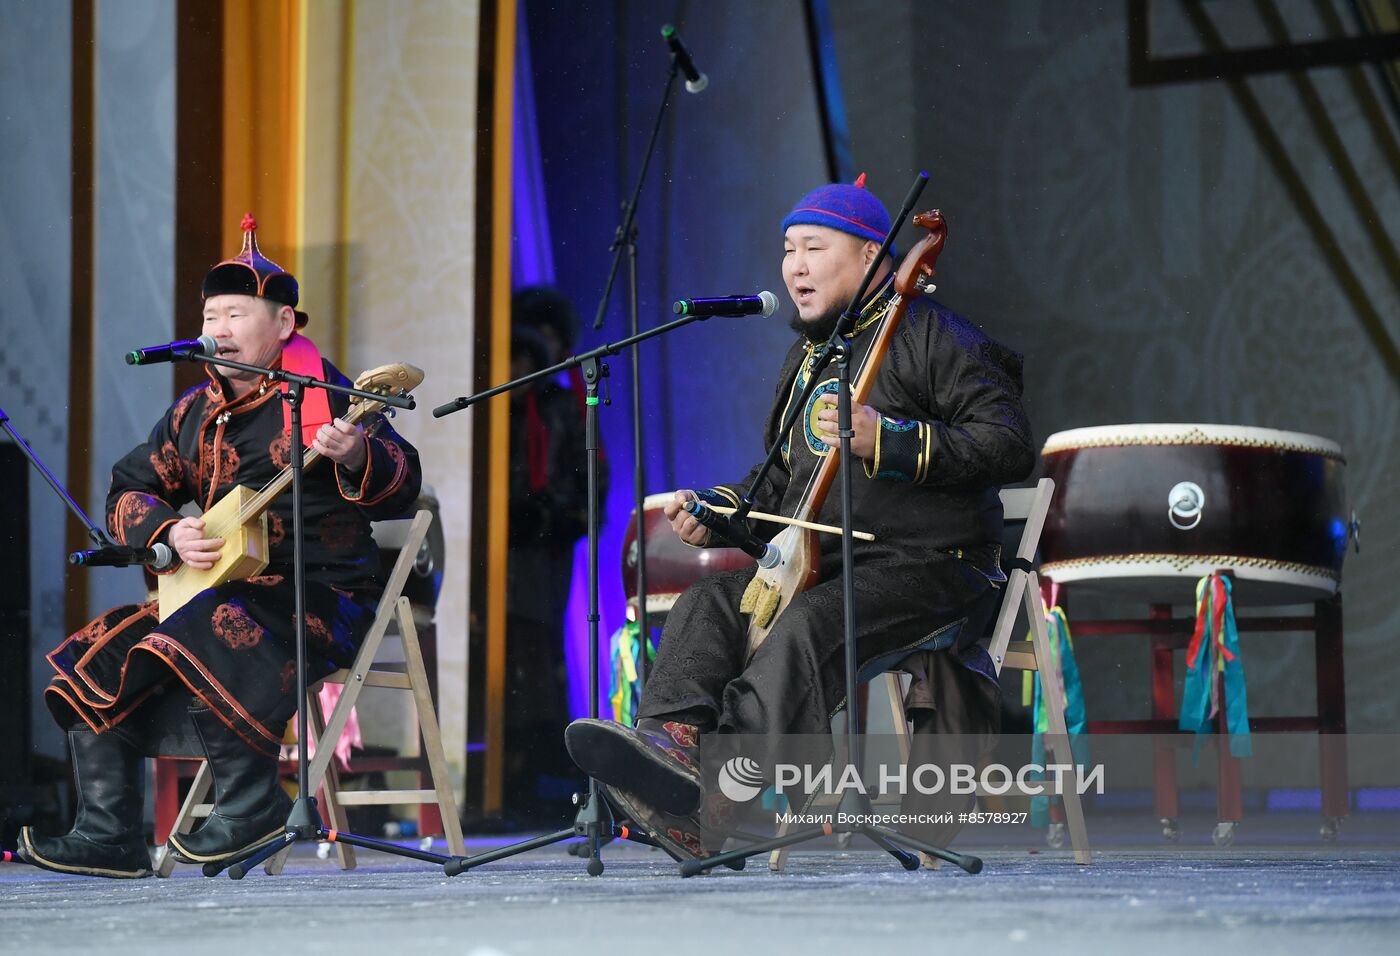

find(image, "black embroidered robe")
[638,288,1034,756]
[45,358,421,757]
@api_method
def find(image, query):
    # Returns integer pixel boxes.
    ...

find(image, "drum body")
[1040,424,1348,606]
[623,493,756,617]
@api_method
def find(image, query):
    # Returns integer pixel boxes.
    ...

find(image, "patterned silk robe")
[45,355,421,757]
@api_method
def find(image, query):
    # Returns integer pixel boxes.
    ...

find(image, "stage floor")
[3,816,1399,955]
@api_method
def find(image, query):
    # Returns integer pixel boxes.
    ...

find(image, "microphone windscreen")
[758,291,779,317]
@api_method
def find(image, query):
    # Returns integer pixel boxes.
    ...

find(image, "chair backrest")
[363,510,434,639]
[857,478,1055,684]
[986,477,1055,673]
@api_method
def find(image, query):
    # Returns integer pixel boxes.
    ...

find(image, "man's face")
[202,294,294,383]
[782,225,879,326]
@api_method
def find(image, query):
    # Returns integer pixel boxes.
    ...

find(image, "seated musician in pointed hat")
[18,215,422,878]
[564,177,1034,860]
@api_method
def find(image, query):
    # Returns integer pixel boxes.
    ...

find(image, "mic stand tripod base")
[199,795,455,880]
[676,786,981,878]
[442,781,617,877]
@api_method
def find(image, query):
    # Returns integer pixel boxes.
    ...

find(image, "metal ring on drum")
[1166,481,1205,531]
[1039,424,1349,606]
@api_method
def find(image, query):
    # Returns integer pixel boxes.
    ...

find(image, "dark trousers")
[638,554,997,757]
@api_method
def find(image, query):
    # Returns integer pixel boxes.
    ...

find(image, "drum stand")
[434,312,739,876]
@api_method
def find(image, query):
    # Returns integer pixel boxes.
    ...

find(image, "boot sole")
[565,719,703,816]
[165,823,289,865]
[18,828,152,879]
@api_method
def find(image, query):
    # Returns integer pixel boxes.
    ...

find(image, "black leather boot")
[166,706,291,864]
[19,728,152,878]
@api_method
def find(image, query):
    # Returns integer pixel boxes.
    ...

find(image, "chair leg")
[263,691,354,875]
[1149,605,1179,825]
[1214,671,1244,824]
[157,760,214,877]
[397,597,466,857]
[768,815,795,872]
[1315,596,1349,822]
[1026,576,1091,864]
[311,688,356,872]
[886,672,912,766]
[153,758,181,846]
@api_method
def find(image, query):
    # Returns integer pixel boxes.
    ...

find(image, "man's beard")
[788,303,843,343]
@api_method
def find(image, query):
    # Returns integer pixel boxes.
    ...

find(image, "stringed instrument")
[156,362,424,622]
[740,210,948,659]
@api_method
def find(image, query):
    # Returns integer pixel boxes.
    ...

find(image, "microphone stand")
[1,405,116,555]
[591,37,692,702]
[434,310,748,877]
[677,172,983,878]
[153,351,450,879]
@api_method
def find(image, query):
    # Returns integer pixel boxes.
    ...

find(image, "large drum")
[1039,424,1349,605]
[622,493,756,618]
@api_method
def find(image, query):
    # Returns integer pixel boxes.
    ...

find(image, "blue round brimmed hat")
[781,173,892,250]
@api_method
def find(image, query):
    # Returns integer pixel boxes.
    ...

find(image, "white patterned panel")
[342,0,481,787]
[0,0,74,759]
[87,0,177,619]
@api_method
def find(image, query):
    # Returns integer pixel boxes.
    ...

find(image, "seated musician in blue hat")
[18,215,422,878]
[565,176,1034,860]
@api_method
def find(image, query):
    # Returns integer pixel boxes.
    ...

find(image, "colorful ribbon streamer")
[1023,603,1088,828]
[1179,573,1252,759]
[609,618,656,725]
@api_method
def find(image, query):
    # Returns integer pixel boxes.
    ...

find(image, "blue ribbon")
[1179,574,1252,759]
[608,619,655,726]
[1028,608,1089,828]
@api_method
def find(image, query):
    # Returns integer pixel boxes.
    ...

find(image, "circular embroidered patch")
[802,379,844,457]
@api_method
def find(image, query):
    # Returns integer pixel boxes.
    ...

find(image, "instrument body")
[623,493,755,617]
[742,210,948,657]
[157,486,268,621]
[1039,423,1348,605]
[155,362,423,622]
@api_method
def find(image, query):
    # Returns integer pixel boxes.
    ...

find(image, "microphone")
[126,334,216,366]
[673,291,779,318]
[69,542,175,571]
[661,24,708,94]
[682,500,780,569]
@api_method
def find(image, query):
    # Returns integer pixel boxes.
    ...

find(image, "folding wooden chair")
[770,478,1091,869]
[156,510,465,875]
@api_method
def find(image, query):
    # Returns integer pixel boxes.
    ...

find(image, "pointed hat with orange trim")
[202,213,308,327]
